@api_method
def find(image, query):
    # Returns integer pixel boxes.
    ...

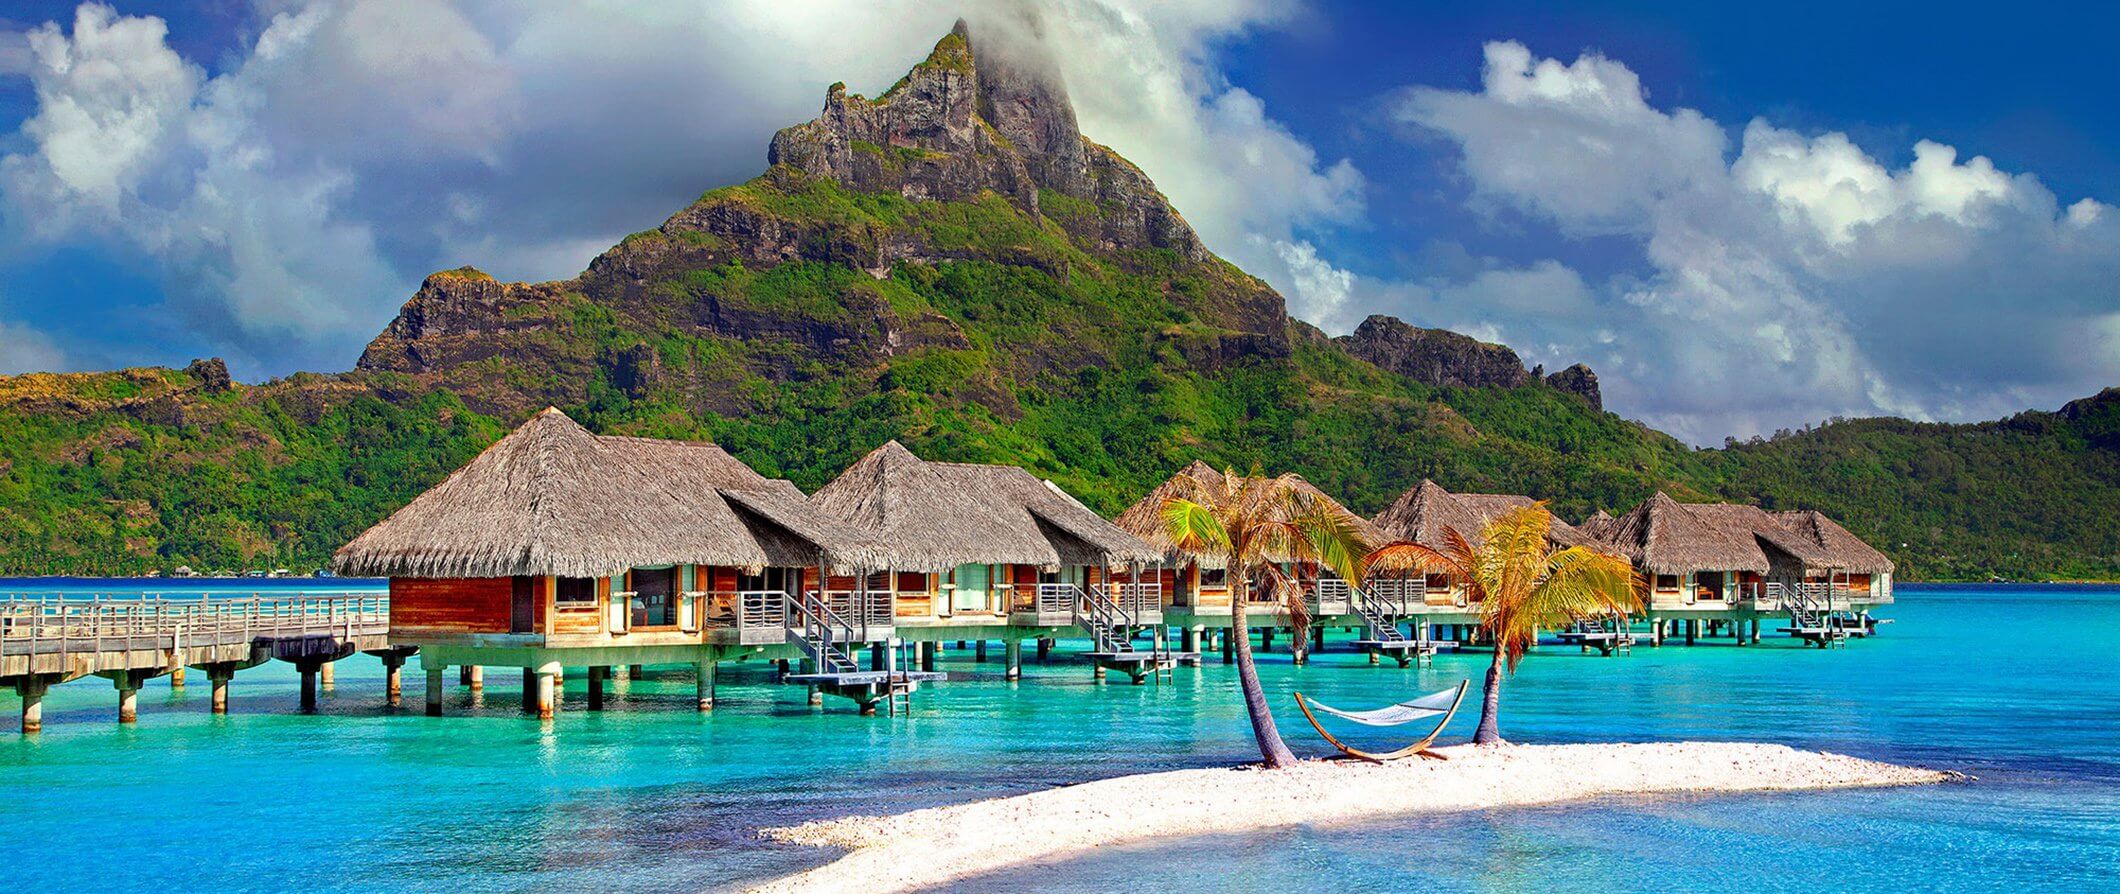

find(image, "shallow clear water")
[3,583,2115,892]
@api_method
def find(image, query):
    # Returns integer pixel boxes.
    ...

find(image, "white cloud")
[0,318,67,374]
[0,1,1352,376]
[1266,238,1355,329]
[1385,40,2120,442]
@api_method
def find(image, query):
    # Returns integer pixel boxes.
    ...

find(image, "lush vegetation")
[2,168,2115,581]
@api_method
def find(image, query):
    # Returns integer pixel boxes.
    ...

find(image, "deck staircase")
[1348,579,1436,666]
[786,589,864,674]
[1558,612,1636,655]
[1777,583,1850,648]
[1065,583,1181,684]
[783,589,942,714]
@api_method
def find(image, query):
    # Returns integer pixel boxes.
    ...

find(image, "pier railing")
[0,594,388,658]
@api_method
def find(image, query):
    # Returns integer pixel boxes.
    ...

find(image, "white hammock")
[1301,685,1464,727]
[1293,680,1469,762]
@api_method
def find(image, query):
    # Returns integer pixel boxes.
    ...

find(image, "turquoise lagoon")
[3,583,2116,892]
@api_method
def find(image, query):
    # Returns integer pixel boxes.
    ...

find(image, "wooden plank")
[390,578,514,633]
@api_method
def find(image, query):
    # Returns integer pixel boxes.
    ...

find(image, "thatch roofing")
[1580,509,1617,538]
[334,408,884,578]
[1681,502,1833,567]
[807,441,1159,572]
[1594,494,1894,575]
[1371,479,1585,549]
[1598,492,1772,574]
[1773,510,1896,574]
[1113,460,1388,562]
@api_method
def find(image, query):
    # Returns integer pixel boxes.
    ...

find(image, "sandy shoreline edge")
[743,742,1960,894]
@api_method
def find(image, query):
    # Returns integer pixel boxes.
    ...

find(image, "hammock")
[1294,680,1468,762]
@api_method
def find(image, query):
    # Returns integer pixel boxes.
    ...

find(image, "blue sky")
[0,1,2114,444]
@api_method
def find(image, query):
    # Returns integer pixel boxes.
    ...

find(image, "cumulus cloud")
[1378,40,2120,442]
[0,0,1355,377]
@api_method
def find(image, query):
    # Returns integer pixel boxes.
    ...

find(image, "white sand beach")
[747,742,1958,894]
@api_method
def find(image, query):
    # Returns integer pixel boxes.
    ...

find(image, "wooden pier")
[1,594,393,732]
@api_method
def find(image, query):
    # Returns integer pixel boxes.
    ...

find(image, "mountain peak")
[766,22,1200,261]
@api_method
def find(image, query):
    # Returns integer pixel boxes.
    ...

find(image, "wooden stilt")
[975,640,989,663]
[695,661,715,711]
[535,668,556,721]
[16,678,47,734]
[425,667,445,717]
[170,666,186,689]
[209,667,232,715]
[521,668,538,714]
[383,655,404,708]
[299,662,320,712]
[318,661,334,690]
[1004,640,1022,680]
[587,666,606,711]
[115,674,141,724]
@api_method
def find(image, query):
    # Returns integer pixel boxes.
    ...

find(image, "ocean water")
[2,583,2114,892]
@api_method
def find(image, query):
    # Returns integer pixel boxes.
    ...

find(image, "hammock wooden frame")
[1294,680,1469,762]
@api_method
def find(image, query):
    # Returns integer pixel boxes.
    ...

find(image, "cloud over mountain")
[0,1,1356,377]
[1374,40,2120,442]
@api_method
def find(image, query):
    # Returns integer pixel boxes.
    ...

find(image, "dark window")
[738,568,789,593]
[1655,574,1680,591]
[629,567,678,627]
[556,577,597,605]
[1199,567,1228,587]
[510,576,536,633]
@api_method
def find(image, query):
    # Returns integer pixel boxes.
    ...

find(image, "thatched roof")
[807,441,1159,572]
[1597,492,1772,574]
[1371,480,1584,548]
[334,408,884,578]
[1681,502,1833,568]
[1580,509,1617,538]
[1595,495,1894,575]
[1773,510,1896,574]
[1114,460,1387,562]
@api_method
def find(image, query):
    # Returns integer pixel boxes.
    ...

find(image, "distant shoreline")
[743,742,1958,894]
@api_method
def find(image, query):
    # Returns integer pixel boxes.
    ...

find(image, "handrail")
[0,594,388,659]
[785,589,862,674]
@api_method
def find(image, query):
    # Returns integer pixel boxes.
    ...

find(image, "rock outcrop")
[184,358,231,393]
[1545,363,1602,410]
[1336,314,1602,405]
[1336,315,1533,389]
[765,20,1207,264]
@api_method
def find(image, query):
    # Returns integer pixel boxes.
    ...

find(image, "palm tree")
[1161,470,1373,768]
[1372,503,1640,745]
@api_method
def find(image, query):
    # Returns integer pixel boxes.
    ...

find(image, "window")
[1199,567,1228,588]
[628,567,678,628]
[556,577,597,606]
[1655,574,1680,591]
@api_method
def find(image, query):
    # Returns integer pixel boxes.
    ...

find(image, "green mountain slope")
[0,24,2113,581]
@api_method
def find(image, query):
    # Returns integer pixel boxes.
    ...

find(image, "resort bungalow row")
[1587,492,1895,645]
[334,408,1900,718]
[333,409,1176,716]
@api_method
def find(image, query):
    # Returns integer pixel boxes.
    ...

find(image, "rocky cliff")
[355,21,1291,416]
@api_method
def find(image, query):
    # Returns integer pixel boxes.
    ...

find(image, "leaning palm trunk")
[1231,561,1298,767]
[1474,645,1506,745]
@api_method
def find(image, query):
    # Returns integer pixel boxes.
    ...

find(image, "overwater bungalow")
[1368,480,1588,609]
[806,441,1169,679]
[1594,493,1895,645]
[1113,461,1392,661]
[333,408,900,716]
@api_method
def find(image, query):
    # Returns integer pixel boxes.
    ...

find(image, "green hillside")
[0,24,2113,581]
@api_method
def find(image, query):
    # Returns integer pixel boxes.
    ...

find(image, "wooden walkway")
[1,594,398,731]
